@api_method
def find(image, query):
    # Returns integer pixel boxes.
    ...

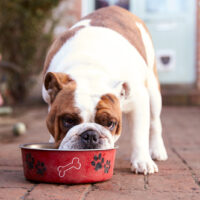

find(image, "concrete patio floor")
[0,105,200,200]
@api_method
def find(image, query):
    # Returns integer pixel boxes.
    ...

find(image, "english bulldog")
[42,6,168,174]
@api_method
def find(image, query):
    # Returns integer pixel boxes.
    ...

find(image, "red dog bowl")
[20,143,117,184]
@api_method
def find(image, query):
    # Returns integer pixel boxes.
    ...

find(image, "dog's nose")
[80,130,99,149]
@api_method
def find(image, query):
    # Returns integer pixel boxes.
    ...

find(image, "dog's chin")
[58,123,114,150]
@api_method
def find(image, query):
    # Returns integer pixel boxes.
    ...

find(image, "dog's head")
[44,72,129,150]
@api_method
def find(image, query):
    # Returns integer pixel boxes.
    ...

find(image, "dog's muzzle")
[58,123,114,150]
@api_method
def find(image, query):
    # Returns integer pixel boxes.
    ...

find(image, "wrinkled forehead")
[74,92,100,122]
[74,92,121,122]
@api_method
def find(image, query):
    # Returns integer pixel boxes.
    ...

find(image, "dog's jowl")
[42,6,168,174]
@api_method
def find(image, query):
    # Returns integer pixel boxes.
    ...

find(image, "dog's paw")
[131,156,158,175]
[150,138,168,161]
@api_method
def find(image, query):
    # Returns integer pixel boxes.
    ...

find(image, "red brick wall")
[52,0,82,36]
[196,0,200,90]
[65,0,82,27]
[74,0,82,19]
[197,0,200,90]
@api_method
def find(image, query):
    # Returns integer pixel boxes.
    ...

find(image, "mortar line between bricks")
[79,184,92,200]
[171,147,200,188]
[1,171,19,173]
[0,165,22,167]
[0,186,28,189]
[144,175,149,190]
[164,125,200,189]
[20,183,37,200]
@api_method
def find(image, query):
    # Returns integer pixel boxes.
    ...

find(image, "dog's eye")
[107,121,117,131]
[62,116,77,128]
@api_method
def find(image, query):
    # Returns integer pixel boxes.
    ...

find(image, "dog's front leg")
[129,87,158,174]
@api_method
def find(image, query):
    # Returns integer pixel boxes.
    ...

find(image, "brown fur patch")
[43,26,84,76]
[84,6,148,64]
[45,73,81,148]
[45,72,75,103]
[95,94,122,135]
[46,92,82,148]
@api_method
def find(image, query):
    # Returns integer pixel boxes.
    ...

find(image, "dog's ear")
[44,72,74,103]
[114,81,130,101]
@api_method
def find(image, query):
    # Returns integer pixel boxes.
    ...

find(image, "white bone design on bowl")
[57,157,81,177]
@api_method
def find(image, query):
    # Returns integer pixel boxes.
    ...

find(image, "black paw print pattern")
[91,153,104,171]
[104,160,111,173]
[26,153,35,169]
[25,153,46,176]
[35,161,46,175]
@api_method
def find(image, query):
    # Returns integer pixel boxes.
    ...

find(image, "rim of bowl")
[19,142,118,152]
